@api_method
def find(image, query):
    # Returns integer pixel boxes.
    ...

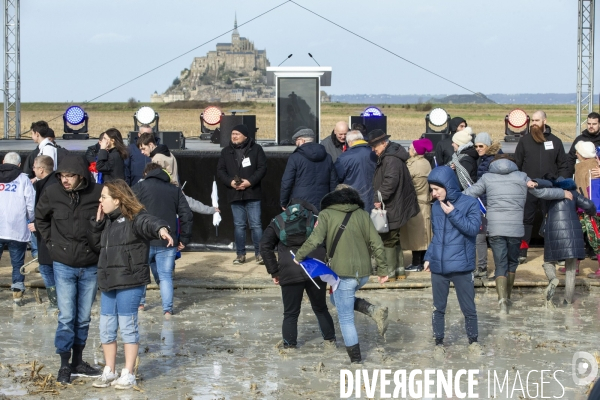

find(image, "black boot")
[345,343,362,364]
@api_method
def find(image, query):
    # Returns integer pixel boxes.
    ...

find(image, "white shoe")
[114,368,136,390]
[92,366,118,388]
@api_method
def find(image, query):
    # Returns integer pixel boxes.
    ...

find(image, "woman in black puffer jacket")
[89,180,173,389]
[534,177,596,305]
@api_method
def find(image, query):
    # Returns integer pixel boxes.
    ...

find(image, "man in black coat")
[280,128,337,211]
[216,124,267,265]
[514,110,569,263]
[566,112,600,176]
[434,117,467,166]
[369,130,419,281]
[31,155,58,308]
[35,155,103,384]
[132,163,193,317]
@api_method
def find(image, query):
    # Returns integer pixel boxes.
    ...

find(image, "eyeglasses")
[58,173,76,179]
[474,145,486,149]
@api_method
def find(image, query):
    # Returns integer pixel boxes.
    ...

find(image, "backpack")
[42,141,70,167]
[273,203,316,246]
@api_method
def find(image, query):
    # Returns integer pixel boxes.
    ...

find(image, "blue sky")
[19,0,585,102]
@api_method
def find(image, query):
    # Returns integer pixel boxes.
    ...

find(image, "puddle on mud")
[0,285,599,399]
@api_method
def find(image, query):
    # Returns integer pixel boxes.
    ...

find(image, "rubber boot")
[384,247,398,281]
[543,262,559,301]
[506,272,516,306]
[395,245,406,280]
[564,258,577,304]
[354,298,388,336]
[495,277,509,314]
[46,286,57,309]
[345,343,362,364]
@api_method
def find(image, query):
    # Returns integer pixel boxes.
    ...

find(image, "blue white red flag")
[291,251,340,292]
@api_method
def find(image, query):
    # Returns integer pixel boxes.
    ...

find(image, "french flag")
[291,251,340,292]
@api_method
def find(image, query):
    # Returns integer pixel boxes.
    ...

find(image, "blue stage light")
[64,106,86,125]
[363,106,382,117]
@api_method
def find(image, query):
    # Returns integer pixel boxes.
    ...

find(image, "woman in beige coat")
[401,138,433,271]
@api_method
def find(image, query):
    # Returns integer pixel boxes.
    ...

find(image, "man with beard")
[567,112,600,176]
[320,121,348,163]
[514,110,569,263]
[434,117,468,166]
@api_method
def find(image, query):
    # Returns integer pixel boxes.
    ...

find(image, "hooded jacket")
[280,142,337,211]
[320,131,346,163]
[464,159,566,238]
[295,188,388,278]
[260,199,327,286]
[150,144,179,185]
[132,168,192,247]
[334,141,377,213]
[434,117,467,166]
[0,164,35,243]
[89,209,168,292]
[424,166,481,274]
[567,129,600,176]
[372,142,419,230]
[35,155,102,267]
[96,147,126,182]
[216,137,267,203]
[534,178,596,261]
[514,125,569,179]
[33,173,58,265]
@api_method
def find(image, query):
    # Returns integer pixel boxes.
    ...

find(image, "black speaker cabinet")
[350,116,387,135]
[128,131,139,146]
[157,131,184,150]
[62,133,89,140]
[219,115,257,148]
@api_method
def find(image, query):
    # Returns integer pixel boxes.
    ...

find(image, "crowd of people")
[1,111,600,385]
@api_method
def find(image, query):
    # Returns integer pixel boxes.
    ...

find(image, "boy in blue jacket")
[424,166,482,356]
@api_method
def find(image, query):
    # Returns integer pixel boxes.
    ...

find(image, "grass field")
[0,102,583,142]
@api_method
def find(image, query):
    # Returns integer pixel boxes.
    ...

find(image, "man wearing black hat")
[280,128,337,211]
[217,124,267,265]
[434,117,468,166]
[369,130,419,281]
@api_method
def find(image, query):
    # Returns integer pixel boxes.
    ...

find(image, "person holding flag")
[259,199,336,350]
[294,185,388,364]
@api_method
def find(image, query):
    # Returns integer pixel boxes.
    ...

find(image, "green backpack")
[273,204,316,246]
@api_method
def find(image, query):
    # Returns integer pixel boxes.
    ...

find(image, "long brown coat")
[574,158,599,199]
[400,155,432,250]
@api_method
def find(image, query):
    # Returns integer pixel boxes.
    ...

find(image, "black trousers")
[431,271,478,341]
[280,278,336,346]
[523,192,547,240]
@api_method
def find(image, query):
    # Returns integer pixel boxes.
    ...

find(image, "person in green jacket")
[295,185,389,364]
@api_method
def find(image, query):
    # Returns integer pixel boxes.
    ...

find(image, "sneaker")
[233,255,246,265]
[92,366,118,388]
[114,368,136,390]
[558,267,579,274]
[473,268,487,278]
[12,290,23,306]
[405,264,423,272]
[256,255,264,265]
[71,361,102,377]
[57,366,72,385]
[164,311,172,320]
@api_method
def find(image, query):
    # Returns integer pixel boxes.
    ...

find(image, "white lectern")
[266,66,332,145]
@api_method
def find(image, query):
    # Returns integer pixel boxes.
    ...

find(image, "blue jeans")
[53,262,98,354]
[488,236,521,278]
[30,234,38,259]
[140,246,177,313]
[0,239,27,292]
[329,276,369,347]
[100,286,144,344]
[231,200,262,256]
[39,264,55,288]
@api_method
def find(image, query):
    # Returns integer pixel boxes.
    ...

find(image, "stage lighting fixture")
[133,106,159,131]
[62,105,89,138]
[199,106,225,141]
[425,107,450,134]
[504,108,529,142]
[202,106,223,125]
[362,106,383,117]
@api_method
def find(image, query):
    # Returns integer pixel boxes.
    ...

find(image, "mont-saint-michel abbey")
[151,16,275,103]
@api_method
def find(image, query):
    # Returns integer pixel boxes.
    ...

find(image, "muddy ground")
[0,284,599,400]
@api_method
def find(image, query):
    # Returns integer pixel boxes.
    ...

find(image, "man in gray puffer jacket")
[464,156,569,314]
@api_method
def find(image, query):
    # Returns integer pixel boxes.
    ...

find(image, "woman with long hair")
[96,128,128,182]
[89,179,173,390]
